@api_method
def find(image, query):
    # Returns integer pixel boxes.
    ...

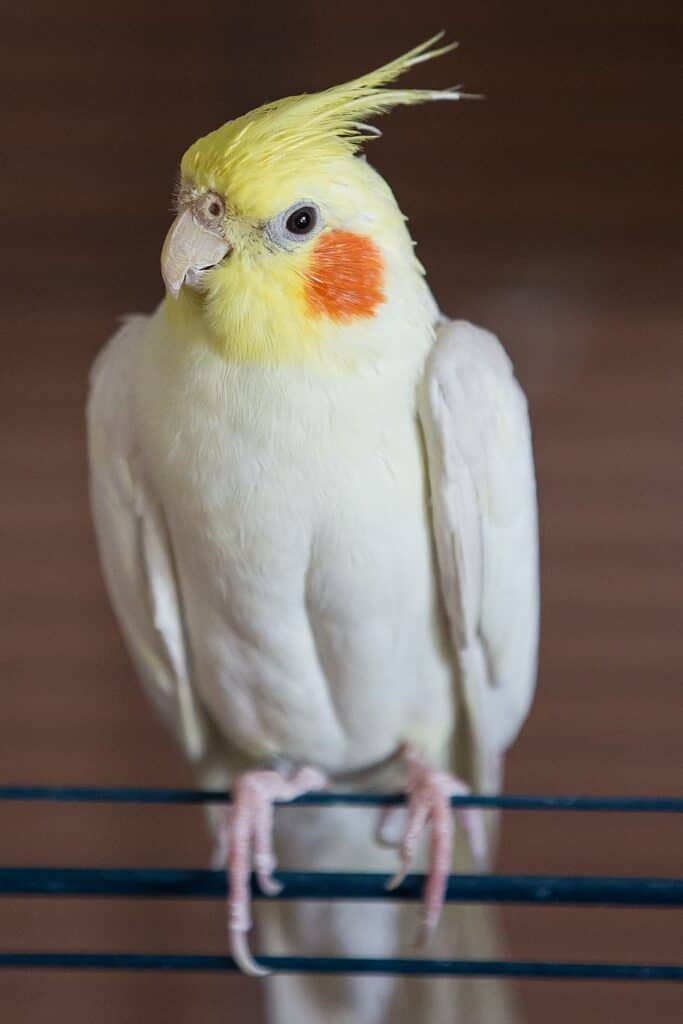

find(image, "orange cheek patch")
[304,230,385,322]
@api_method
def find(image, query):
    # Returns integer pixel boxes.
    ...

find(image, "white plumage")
[88,305,538,1022]
[87,33,540,1021]
[419,320,539,792]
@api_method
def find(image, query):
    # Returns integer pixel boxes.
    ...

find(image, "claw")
[384,747,487,946]
[253,852,283,897]
[415,913,439,951]
[210,812,230,870]
[385,865,407,892]
[222,764,328,975]
[462,804,487,868]
[231,928,269,977]
[375,805,407,849]
[385,796,429,891]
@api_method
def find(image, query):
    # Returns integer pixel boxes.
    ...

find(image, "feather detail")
[181,34,473,210]
[87,316,208,763]
[418,320,539,792]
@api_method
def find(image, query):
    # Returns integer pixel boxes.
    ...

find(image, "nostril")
[196,192,225,223]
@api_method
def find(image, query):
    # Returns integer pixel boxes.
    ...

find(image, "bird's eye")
[286,206,317,235]
[266,201,323,249]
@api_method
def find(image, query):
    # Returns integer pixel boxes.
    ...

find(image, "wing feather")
[418,320,539,790]
[86,317,208,761]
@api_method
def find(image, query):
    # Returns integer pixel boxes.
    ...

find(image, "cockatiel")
[87,35,538,1024]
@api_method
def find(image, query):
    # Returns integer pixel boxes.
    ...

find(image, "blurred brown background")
[1,1,681,1021]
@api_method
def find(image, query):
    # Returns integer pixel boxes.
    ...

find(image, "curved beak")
[161,209,231,299]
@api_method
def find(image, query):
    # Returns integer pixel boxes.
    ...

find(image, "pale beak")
[161,208,231,299]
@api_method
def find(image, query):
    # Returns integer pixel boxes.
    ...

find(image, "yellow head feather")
[180,33,466,218]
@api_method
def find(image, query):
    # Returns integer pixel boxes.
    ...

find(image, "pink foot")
[216,764,328,976]
[385,747,486,948]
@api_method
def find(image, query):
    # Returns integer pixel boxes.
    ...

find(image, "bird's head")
[161,35,471,366]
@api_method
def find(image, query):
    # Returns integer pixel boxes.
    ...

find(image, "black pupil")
[209,201,221,217]
[287,206,315,234]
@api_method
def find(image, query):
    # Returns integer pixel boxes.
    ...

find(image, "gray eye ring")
[265,200,323,249]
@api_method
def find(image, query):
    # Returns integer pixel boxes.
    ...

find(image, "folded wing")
[86,316,208,762]
[418,320,539,791]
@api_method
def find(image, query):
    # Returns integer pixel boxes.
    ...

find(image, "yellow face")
[162,154,411,365]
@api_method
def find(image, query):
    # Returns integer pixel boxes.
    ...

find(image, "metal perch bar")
[0,786,681,812]
[0,868,681,906]
[0,952,680,981]
[1,792,680,984]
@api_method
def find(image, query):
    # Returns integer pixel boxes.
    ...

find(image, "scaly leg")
[386,746,486,947]
[215,764,328,975]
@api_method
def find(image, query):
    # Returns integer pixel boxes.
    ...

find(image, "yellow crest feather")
[181,34,469,216]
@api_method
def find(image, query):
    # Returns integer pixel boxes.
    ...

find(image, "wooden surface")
[1,2,681,1020]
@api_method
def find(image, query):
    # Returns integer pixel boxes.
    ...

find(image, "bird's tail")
[257,803,519,1024]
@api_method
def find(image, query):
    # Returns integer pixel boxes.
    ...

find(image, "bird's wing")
[86,316,208,762]
[418,319,539,791]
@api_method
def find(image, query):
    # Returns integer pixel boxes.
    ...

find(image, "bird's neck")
[162,258,436,377]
